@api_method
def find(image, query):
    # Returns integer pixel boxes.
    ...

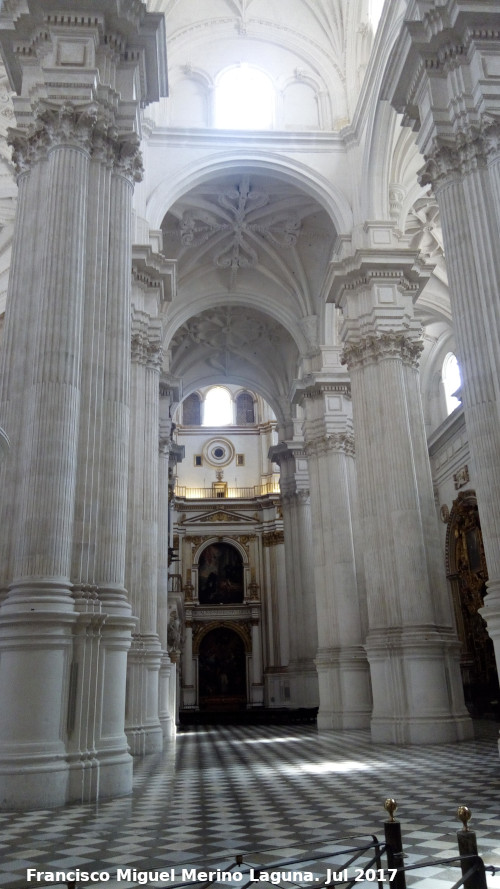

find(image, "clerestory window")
[203,386,233,426]
[214,64,275,130]
[443,352,462,415]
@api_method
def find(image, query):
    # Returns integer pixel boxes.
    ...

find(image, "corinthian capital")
[341,332,423,371]
[305,433,355,459]
[8,101,99,174]
[7,101,135,176]
[419,118,500,190]
[131,314,163,370]
[39,102,97,150]
[113,135,144,184]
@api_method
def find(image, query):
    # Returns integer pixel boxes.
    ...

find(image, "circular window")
[203,438,235,467]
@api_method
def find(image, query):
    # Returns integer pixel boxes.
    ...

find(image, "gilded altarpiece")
[178,510,265,710]
[446,491,499,716]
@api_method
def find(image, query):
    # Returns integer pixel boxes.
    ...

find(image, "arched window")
[203,386,233,426]
[443,352,462,415]
[182,392,201,426]
[214,64,275,130]
[236,392,255,424]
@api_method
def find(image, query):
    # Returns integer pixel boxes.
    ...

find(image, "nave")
[2,722,500,889]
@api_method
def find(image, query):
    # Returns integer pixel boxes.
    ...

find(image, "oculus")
[203,437,235,468]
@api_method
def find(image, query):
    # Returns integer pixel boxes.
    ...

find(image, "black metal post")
[383,799,406,889]
[384,819,406,889]
[457,835,487,889]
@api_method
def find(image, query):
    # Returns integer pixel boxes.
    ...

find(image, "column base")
[126,726,163,756]
[0,608,76,810]
[264,670,291,708]
[249,683,265,707]
[96,749,133,800]
[366,627,473,745]
[286,660,319,709]
[181,684,197,709]
[0,753,70,810]
[67,747,133,803]
[125,635,163,755]
[370,714,474,745]
[159,654,176,738]
[315,646,372,730]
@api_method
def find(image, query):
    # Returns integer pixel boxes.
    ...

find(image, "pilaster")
[270,442,319,709]
[331,248,472,743]
[261,525,289,707]
[157,376,179,738]
[125,311,163,754]
[0,0,167,808]
[384,0,500,750]
[294,366,372,730]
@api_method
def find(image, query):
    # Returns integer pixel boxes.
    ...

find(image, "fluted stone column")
[261,528,290,706]
[0,107,91,808]
[158,386,175,737]
[331,250,472,744]
[0,1,167,808]
[182,615,196,709]
[0,145,50,602]
[298,375,372,730]
[271,444,319,709]
[69,134,112,769]
[90,146,141,798]
[125,313,163,754]
[250,612,264,705]
[385,0,500,752]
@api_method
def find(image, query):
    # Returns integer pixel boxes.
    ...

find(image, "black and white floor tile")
[1,721,499,889]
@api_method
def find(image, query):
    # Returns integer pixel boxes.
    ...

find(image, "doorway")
[198,626,247,710]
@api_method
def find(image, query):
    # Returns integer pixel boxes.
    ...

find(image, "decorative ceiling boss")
[173,176,302,286]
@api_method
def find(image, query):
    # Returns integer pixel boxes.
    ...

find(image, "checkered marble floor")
[1,720,499,889]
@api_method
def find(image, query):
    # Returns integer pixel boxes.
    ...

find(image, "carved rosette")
[305,432,355,459]
[341,332,423,371]
[8,101,143,183]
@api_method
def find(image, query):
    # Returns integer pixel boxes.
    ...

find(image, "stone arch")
[280,75,321,130]
[193,619,251,656]
[163,291,309,357]
[168,67,213,128]
[146,152,353,236]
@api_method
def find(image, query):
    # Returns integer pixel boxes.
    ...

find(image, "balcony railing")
[174,480,280,500]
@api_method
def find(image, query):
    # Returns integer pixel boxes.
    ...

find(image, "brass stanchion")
[383,799,406,889]
[456,806,488,889]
